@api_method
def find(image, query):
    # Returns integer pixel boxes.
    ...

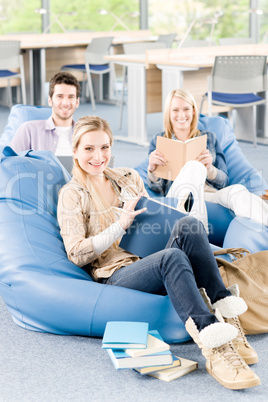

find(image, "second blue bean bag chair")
[134,114,268,247]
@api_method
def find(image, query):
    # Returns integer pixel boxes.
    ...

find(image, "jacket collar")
[45,115,75,131]
[69,167,133,192]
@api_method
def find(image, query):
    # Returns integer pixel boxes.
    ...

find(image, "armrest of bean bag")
[0,104,51,147]
[223,217,268,253]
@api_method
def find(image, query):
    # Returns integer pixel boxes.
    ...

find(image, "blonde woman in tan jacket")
[57,115,260,390]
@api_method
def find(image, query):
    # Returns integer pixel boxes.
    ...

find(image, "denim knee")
[160,247,191,274]
[172,216,205,237]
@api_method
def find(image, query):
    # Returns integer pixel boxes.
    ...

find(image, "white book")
[125,333,170,357]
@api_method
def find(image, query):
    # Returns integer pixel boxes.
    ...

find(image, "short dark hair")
[49,72,81,98]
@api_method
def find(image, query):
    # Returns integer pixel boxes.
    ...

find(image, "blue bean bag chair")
[0,146,191,343]
[223,217,268,253]
[135,115,268,247]
[0,104,52,147]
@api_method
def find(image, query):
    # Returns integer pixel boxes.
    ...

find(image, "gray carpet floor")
[0,102,268,401]
[0,296,267,402]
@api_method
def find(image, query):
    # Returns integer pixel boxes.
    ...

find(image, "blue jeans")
[104,217,231,331]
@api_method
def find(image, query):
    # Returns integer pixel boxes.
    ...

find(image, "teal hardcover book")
[106,330,172,370]
[107,349,173,370]
[119,196,185,258]
[102,321,149,349]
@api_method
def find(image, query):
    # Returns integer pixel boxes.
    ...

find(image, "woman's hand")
[148,150,167,173]
[196,149,213,170]
[118,194,147,231]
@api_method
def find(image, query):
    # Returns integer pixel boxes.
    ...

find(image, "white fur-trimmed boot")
[200,286,258,365]
[199,309,238,348]
[185,314,261,390]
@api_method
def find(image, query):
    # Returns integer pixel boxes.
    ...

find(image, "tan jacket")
[57,167,146,280]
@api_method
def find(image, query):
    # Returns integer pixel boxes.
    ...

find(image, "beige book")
[154,134,207,181]
[148,356,198,382]
[134,355,181,375]
[125,333,170,357]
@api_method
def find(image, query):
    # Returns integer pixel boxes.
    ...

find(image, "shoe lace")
[213,342,247,368]
[229,316,248,345]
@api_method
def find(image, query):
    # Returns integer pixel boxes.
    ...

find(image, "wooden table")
[107,43,268,145]
[0,30,156,106]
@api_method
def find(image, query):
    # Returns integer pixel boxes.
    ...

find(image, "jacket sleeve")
[146,133,167,194]
[206,132,229,189]
[133,168,148,195]
[57,186,99,267]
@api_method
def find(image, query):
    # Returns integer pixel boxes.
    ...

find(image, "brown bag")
[213,248,268,335]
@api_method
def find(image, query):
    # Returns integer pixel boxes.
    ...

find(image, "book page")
[154,136,184,181]
[184,135,207,165]
[154,135,207,181]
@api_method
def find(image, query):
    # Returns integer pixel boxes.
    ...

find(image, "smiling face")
[73,130,112,176]
[48,83,79,126]
[169,96,195,139]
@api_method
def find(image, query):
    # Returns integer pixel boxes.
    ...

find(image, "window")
[259,0,268,42]
[0,0,41,34]
[0,0,263,42]
[148,0,251,44]
[0,0,140,34]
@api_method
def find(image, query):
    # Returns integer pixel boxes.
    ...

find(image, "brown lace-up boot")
[185,316,261,390]
[214,284,258,365]
[225,316,258,365]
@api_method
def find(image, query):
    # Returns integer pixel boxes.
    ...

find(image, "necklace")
[104,173,125,207]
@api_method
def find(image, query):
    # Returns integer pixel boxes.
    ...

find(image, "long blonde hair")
[163,89,200,139]
[72,116,117,236]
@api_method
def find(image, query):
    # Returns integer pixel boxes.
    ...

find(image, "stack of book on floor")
[102,321,198,382]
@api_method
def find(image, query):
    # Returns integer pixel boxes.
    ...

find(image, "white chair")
[119,41,167,130]
[0,41,27,108]
[61,36,115,111]
[157,33,177,48]
[200,55,267,146]
[219,37,255,45]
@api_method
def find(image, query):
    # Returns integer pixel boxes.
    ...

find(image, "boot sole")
[206,367,261,390]
[243,355,259,365]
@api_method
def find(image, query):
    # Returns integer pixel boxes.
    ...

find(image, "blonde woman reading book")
[147,88,268,232]
[57,115,260,390]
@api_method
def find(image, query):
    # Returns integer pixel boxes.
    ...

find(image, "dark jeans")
[104,217,231,331]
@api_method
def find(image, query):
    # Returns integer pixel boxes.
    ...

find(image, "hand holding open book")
[154,134,207,181]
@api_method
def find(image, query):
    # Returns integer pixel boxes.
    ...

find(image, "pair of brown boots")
[185,285,260,390]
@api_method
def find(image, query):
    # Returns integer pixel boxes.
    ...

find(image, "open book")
[154,134,207,181]
[119,196,185,258]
